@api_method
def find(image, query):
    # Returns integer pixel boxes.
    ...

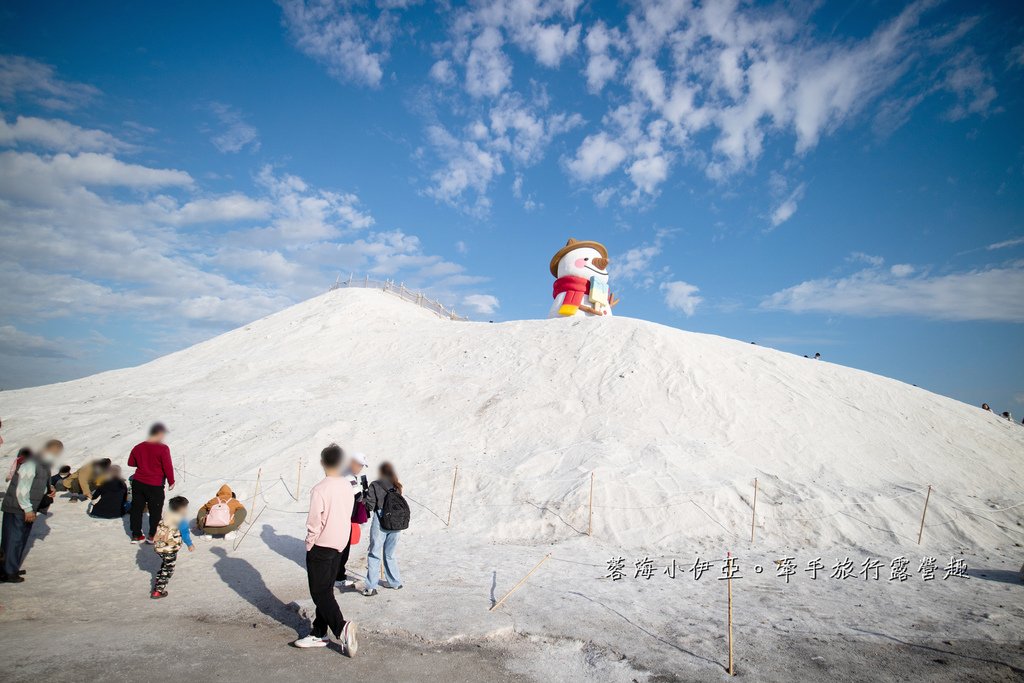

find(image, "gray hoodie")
[364,478,395,514]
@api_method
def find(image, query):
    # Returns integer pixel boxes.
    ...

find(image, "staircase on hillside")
[330,275,469,321]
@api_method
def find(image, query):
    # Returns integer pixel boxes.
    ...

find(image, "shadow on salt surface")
[210,546,304,635]
[134,543,161,578]
[967,567,1023,585]
[566,590,722,670]
[260,524,305,569]
[850,627,1024,675]
[23,514,51,558]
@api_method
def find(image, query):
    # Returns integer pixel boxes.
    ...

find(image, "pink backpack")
[206,498,232,527]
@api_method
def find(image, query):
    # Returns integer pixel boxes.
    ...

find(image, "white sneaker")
[200,534,212,542]
[224,532,237,540]
[339,579,357,588]
[342,621,358,657]
[293,634,329,649]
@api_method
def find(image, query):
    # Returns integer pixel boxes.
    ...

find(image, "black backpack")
[380,485,410,531]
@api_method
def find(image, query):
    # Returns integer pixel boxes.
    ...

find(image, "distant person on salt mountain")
[196,484,246,539]
[981,403,992,412]
[63,458,112,501]
[1003,411,1014,422]
[294,443,359,655]
[128,422,175,544]
[336,452,370,589]
[814,352,821,360]
[1,443,61,583]
[361,461,409,597]
[89,465,130,519]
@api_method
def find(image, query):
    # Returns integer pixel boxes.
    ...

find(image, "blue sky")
[0,0,1021,414]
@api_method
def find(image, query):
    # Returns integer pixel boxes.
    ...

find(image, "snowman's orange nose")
[592,257,609,270]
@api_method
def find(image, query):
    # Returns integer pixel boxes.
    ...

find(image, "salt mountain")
[1,288,1021,549]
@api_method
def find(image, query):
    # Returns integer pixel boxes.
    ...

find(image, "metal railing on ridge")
[329,274,469,321]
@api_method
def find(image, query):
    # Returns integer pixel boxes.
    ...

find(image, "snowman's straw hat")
[549,238,609,276]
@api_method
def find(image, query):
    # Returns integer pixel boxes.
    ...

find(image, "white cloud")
[0,114,131,153]
[487,95,583,165]
[566,132,627,182]
[769,182,806,228]
[465,26,512,98]
[584,22,623,93]
[174,194,272,224]
[0,325,72,358]
[208,103,260,153]
[429,59,456,85]
[277,1,1000,213]
[660,280,703,316]
[462,293,500,315]
[987,236,1024,251]
[421,93,579,214]
[455,240,468,254]
[0,116,485,348]
[762,263,1024,322]
[0,152,192,203]
[278,0,405,87]
[890,263,915,277]
[848,252,885,267]
[0,55,99,110]
[423,124,504,216]
[615,242,662,285]
[522,22,580,68]
[942,48,997,121]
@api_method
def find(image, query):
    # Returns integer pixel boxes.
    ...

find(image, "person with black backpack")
[361,461,409,597]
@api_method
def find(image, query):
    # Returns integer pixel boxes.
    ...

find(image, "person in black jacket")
[89,466,129,519]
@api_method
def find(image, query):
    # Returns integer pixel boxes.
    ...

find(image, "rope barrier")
[931,490,1024,512]
[112,452,1024,543]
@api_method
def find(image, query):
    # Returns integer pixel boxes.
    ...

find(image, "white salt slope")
[1,287,1022,550]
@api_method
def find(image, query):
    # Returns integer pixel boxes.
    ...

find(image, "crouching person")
[89,466,129,519]
[294,444,358,656]
[64,458,111,502]
[197,484,247,539]
[150,496,194,599]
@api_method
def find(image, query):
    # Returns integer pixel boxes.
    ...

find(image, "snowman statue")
[548,238,619,318]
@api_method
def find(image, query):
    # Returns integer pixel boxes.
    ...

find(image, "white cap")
[352,452,368,467]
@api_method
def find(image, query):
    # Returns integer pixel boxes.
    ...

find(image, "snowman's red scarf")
[553,275,591,308]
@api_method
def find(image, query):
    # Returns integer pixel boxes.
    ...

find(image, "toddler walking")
[151,495,194,599]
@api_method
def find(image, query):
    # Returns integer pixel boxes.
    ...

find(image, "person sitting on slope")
[196,484,247,539]
[89,465,129,519]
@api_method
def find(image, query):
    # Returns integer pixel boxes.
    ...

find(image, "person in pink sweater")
[294,443,359,656]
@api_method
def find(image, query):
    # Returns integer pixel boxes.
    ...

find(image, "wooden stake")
[750,478,759,543]
[917,484,932,545]
[588,472,595,536]
[232,505,264,551]
[446,465,459,527]
[295,459,302,501]
[489,553,551,612]
[247,468,262,524]
[727,551,735,676]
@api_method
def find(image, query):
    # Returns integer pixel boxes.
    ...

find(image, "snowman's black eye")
[584,257,590,261]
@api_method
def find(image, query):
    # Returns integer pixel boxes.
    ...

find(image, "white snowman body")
[548,245,614,318]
